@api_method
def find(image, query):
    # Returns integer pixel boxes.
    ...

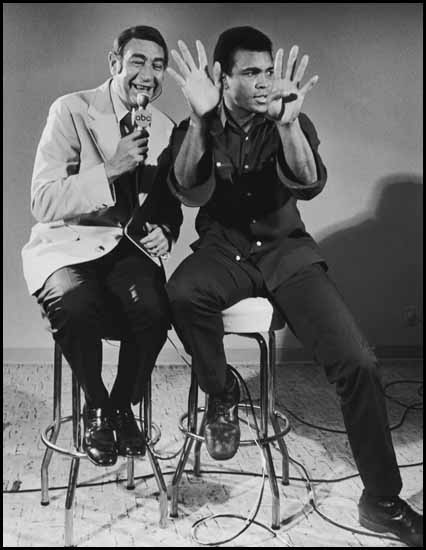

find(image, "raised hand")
[267,45,319,125]
[167,40,222,118]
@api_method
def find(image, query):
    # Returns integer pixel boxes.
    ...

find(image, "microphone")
[131,93,152,133]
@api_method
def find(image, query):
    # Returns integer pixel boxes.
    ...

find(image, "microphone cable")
[5,337,422,547]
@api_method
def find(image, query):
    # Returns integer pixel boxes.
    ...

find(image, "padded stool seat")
[222,297,285,333]
[170,298,291,529]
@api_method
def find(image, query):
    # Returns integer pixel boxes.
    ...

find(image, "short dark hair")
[213,26,272,75]
[113,25,168,66]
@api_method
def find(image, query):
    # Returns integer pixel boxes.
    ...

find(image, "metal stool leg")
[143,376,168,528]
[193,394,207,477]
[127,457,135,490]
[258,333,281,529]
[64,373,82,547]
[268,332,290,485]
[64,457,80,547]
[170,372,199,518]
[41,342,63,506]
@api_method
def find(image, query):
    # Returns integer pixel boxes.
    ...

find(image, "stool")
[40,339,168,547]
[170,297,291,529]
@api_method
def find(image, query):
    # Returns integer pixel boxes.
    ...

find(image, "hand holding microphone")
[104,93,151,183]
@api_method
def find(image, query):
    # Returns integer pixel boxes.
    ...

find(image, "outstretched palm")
[267,45,319,125]
[167,40,222,117]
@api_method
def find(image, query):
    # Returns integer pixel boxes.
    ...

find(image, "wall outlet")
[403,306,420,327]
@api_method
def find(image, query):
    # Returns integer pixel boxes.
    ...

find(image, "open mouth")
[132,84,152,94]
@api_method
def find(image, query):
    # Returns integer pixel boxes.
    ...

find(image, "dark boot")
[110,407,146,457]
[82,405,117,466]
[204,367,240,460]
[359,491,423,547]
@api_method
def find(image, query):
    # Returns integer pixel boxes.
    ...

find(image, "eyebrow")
[130,53,165,63]
[240,66,274,72]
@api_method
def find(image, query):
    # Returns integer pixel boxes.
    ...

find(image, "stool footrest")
[41,417,162,458]
[178,404,290,446]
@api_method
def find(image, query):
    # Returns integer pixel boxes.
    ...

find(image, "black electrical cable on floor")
[3,338,423,547]
[189,365,272,546]
[288,454,404,543]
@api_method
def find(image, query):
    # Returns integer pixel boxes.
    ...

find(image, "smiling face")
[109,38,166,109]
[223,49,274,118]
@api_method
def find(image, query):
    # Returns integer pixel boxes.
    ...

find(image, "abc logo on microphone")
[134,111,152,128]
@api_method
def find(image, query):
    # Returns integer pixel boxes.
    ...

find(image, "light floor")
[3,360,423,547]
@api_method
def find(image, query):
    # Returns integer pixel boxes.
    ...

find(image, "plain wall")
[3,3,423,360]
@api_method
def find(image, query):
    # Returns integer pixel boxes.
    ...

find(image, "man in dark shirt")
[165,27,422,547]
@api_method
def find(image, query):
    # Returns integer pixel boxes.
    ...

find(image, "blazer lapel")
[87,79,121,161]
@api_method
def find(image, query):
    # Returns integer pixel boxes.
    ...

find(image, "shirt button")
[256,241,262,247]
[245,136,249,142]
[246,192,252,197]
[96,245,105,252]
[216,161,222,167]
[235,255,241,261]
[251,219,257,224]
[244,164,249,169]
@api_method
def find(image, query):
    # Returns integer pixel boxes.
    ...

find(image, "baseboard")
[3,345,423,366]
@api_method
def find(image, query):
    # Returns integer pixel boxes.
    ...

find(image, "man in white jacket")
[22,25,182,466]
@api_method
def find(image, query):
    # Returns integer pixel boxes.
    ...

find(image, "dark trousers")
[36,237,170,408]
[166,247,402,497]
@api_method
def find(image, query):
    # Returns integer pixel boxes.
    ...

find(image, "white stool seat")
[222,297,285,333]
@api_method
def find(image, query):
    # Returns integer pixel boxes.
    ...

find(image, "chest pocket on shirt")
[213,150,235,182]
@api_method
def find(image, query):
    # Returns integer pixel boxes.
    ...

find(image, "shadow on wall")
[280,174,423,354]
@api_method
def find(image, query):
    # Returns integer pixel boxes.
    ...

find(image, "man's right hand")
[104,129,148,182]
[167,40,222,121]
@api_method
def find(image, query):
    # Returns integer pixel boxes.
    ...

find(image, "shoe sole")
[83,444,118,467]
[359,514,417,546]
[359,514,392,534]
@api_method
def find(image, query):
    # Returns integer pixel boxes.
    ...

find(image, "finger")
[178,40,197,71]
[212,61,222,89]
[131,132,149,143]
[285,45,299,81]
[293,54,309,88]
[171,49,191,77]
[196,40,208,70]
[140,229,162,245]
[299,75,319,95]
[140,234,156,245]
[274,48,284,80]
[135,152,147,163]
[269,90,298,103]
[166,66,186,87]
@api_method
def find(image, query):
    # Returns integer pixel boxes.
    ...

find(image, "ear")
[222,73,230,90]
[108,51,122,76]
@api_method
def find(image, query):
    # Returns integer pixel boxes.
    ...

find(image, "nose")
[137,65,155,84]
[255,72,269,89]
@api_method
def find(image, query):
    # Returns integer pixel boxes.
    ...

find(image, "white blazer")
[22,79,174,295]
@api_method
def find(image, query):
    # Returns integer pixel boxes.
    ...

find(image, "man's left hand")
[267,45,319,126]
[139,224,170,257]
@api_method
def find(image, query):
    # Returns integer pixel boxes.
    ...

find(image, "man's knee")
[335,347,381,397]
[166,275,205,313]
[40,284,103,334]
[126,289,171,332]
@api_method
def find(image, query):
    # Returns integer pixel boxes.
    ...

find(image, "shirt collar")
[110,79,130,123]
[209,101,267,136]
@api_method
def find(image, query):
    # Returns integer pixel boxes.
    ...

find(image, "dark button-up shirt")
[168,104,328,291]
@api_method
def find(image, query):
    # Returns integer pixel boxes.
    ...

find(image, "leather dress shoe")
[204,367,240,461]
[359,491,423,547]
[82,406,117,467]
[110,407,146,457]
